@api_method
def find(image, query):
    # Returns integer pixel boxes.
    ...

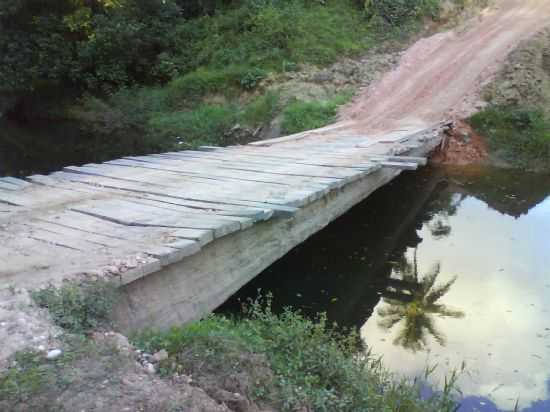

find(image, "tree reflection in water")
[377,250,464,352]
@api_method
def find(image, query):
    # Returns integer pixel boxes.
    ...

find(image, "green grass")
[167,66,268,102]
[281,91,353,134]
[31,280,117,334]
[242,91,280,126]
[0,335,91,405]
[469,107,550,171]
[132,297,460,412]
[148,104,239,148]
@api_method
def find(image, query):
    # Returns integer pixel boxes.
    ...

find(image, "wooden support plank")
[376,161,418,170]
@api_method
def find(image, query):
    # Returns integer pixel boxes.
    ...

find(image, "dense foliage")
[0,0,183,93]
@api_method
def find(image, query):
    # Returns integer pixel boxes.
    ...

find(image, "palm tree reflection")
[377,250,464,352]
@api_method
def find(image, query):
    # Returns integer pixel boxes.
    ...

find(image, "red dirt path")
[337,0,550,135]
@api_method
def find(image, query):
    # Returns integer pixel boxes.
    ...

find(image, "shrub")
[239,68,268,90]
[167,66,265,102]
[31,280,117,334]
[148,104,238,147]
[365,0,441,25]
[281,91,353,134]
[242,91,280,126]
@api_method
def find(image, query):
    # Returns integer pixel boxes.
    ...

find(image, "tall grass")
[133,297,460,412]
[281,91,353,134]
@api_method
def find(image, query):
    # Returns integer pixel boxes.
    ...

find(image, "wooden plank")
[54,168,316,209]
[123,198,255,230]
[25,220,203,264]
[376,161,418,170]
[40,210,214,247]
[152,151,374,180]
[28,173,273,222]
[49,171,299,217]
[0,177,32,189]
[0,182,19,191]
[69,198,244,239]
[109,157,337,191]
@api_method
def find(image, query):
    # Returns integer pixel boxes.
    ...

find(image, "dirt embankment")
[434,25,550,166]
[483,27,550,115]
[338,0,550,134]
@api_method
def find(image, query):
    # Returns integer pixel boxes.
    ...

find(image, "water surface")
[221,166,550,411]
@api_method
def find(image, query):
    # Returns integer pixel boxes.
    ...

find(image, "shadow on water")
[0,119,156,177]
[219,165,550,412]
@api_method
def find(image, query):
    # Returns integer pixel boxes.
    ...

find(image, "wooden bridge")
[0,123,445,331]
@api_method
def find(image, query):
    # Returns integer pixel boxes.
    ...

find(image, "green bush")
[469,107,550,170]
[242,91,280,126]
[31,280,117,334]
[167,66,266,102]
[281,91,353,134]
[148,104,238,147]
[0,0,184,93]
[239,68,268,90]
[365,0,441,25]
[132,298,460,412]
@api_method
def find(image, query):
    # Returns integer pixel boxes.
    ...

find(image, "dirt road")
[335,0,550,134]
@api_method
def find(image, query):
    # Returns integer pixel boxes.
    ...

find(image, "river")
[220,165,550,412]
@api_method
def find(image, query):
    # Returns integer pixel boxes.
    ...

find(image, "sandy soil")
[337,0,550,134]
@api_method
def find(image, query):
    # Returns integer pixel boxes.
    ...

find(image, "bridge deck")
[0,124,442,292]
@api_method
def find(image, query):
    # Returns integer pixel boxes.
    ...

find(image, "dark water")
[220,165,550,412]
[0,119,151,177]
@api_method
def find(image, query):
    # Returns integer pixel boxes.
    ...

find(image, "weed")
[242,91,280,127]
[132,296,460,412]
[167,66,266,102]
[31,280,117,334]
[148,104,238,148]
[281,91,353,134]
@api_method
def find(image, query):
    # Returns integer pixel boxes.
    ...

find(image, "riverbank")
[0,282,460,412]
[461,28,550,172]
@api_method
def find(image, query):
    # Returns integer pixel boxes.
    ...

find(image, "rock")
[153,349,168,363]
[46,349,63,360]
[144,362,156,374]
[310,71,333,83]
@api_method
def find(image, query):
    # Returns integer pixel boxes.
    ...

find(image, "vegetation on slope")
[469,108,550,171]
[2,283,460,411]
[1,0,458,155]
[133,298,460,412]
[468,28,550,171]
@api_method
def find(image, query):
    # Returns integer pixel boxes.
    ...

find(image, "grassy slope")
[1,283,460,411]
[132,299,460,412]
[469,108,550,171]
[76,0,448,151]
